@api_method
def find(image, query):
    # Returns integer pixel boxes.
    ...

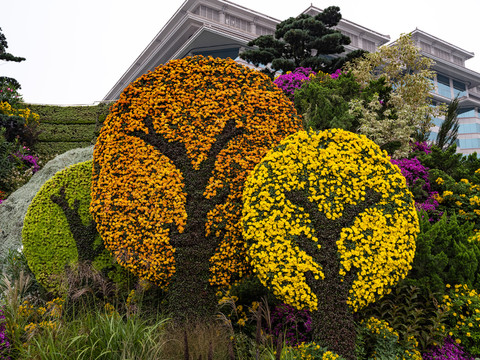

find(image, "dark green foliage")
[0,27,25,63]
[37,123,97,142]
[27,103,109,156]
[0,27,25,107]
[284,188,381,360]
[135,117,244,320]
[34,141,93,156]
[239,7,352,77]
[436,97,460,151]
[294,73,392,132]
[358,282,448,353]
[405,211,479,294]
[0,128,15,191]
[416,144,480,182]
[50,187,102,262]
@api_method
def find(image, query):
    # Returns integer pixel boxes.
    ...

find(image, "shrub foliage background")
[90,55,302,318]
[242,129,419,358]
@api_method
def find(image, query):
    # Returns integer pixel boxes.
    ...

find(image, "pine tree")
[435,96,460,150]
[239,6,359,77]
[0,27,25,92]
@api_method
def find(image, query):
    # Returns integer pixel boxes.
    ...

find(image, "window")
[458,107,475,118]
[458,138,480,149]
[459,123,480,133]
[225,14,248,31]
[453,80,467,98]
[436,74,451,98]
[197,5,220,22]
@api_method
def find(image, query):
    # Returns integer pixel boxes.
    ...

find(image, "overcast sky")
[1,0,480,105]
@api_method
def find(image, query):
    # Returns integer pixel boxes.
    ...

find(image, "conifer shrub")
[90,55,302,319]
[406,211,480,294]
[242,129,418,359]
[22,160,124,292]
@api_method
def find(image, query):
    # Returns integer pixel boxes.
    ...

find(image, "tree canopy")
[239,7,361,77]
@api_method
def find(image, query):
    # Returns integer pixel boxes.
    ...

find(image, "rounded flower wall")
[22,161,111,292]
[90,55,301,315]
[243,129,418,311]
[242,129,419,357]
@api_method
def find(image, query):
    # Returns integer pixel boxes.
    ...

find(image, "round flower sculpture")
[242,129,419,359]
[22,161,118,292]
[90,55,302,319]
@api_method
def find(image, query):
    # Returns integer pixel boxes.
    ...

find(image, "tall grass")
[19,310,168,360]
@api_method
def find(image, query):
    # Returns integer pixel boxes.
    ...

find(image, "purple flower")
[0,307,11,360]
[274,67,316,100]
[12,152,40,173]
[423,336,474,360]
[270,303,312,345]
[412,141,432,154]
[391,156,438,213]
[330,69,342,79]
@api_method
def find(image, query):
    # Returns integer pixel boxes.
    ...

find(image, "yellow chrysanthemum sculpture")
[242,129,419,359]
[90,55,302,319]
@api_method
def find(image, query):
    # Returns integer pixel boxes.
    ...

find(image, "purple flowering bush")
[274,67,316,100]
[423,336,474,360]
[390,156,439,214]
[0,307,11,360]
[270,303,312,346]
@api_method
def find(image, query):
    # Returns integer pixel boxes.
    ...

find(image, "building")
[409,29,480,155]
[104,0,480,155]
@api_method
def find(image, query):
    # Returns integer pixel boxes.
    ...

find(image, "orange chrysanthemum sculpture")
[90,56,302,318]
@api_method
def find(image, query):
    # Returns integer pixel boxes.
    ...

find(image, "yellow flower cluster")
[91,55,301,287]
[286,342,341,360]
[217,288,260,328]
[0,101,40,125]
[361,317,422,360]
[18,297,64,338]
[442,283,480,350]
[243,129,418,311]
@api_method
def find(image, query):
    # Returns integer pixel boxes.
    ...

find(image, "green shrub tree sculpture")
[242,129,419,359]
[90,56,301,319]
[22,160,121,292]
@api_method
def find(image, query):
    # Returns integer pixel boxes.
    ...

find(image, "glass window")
[458,107,475,118]
[458,138,480,149]
[459,123,480,133]
[453,79,467,98]
[433,118,443,127]
[436,74,451,98]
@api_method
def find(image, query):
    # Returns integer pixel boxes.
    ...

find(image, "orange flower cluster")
[90,56,301,288]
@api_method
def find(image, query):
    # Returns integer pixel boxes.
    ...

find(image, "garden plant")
[2,29,480,358]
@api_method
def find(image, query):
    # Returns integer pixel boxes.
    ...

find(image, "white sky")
[1,0,480,105]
